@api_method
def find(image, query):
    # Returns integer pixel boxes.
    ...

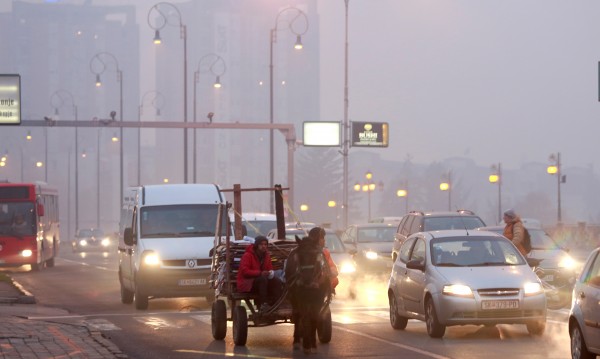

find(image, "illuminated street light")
[269,6,308,212]
[193,53,226,183]
[148,2,188,183]
[354,171,383,222]
[547,152,566,223]
[440,170,452,211]
[396,187,408,213]
[90,51,124,205]
[300,204,309,212]
[489,163,502,223]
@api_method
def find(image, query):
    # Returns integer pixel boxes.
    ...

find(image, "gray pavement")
[0,277,127,358]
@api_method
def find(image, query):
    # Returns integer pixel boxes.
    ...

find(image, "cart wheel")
[317,305,332,343]
[232,305,248,346]
[211,300,227,340]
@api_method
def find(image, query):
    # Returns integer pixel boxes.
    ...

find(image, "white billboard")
[302,121,340,146]
[0,74,21,125]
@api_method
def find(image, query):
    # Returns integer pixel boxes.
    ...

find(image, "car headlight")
[143,251,160,266]
[79,239,88,246]
[558,255,576,269]
[365,251,378,260]
[524,282,543,296]
[443,284,473,297]
[101,238,111,247]
[339,261,356,274]
[21,249,33,257]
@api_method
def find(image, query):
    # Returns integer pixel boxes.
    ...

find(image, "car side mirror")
[406,259,425,271]
[37,203,44,217]
[124,227,135,246]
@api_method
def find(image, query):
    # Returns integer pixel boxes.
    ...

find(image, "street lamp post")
[90,51,124,206]
[396,186,408,213]
[342,0,350,229]
[148,2,188,183]
[547,152,565,223]
[193,54,226,183]
[440,170,452,211]
[138,91,164,185]
[269,6,308,212]
[354,171,383,222]
[489,163,502,223]
[50,89,78,233]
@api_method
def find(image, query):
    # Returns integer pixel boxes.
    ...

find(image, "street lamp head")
[95,74,102,87]
[365,171,372,180]
[110,111,117,121]
[397,189,407,197]
[213,75,221,88]
[328,200,336,208]
[440,182,449,191]
[153,29,162,44]
[489,174,499,183]
[294,35,303,50]
[547,165,558,175]
[353,182,360,192]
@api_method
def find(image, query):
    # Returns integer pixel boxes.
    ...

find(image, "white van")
[118,184,226,310]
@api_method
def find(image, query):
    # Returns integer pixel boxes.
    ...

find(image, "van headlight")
[365,251,378,260]
[524,282,543,296]
[101,238,111,247]
[143,251,160,266]
[443,284,473,297]
[339,260,356,274]
[79,239,88,246]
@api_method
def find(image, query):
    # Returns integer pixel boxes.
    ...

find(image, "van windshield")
[140,204,224,238]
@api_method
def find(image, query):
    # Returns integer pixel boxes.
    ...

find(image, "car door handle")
[578,291,585,299]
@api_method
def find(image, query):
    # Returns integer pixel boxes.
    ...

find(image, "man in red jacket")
[236,236,282,312]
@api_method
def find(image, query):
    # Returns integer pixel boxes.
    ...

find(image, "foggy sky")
[318,1,600,172]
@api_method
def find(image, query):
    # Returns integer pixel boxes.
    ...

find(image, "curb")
[9,278,36,304]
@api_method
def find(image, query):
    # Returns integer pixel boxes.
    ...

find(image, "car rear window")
[423,216,485,231]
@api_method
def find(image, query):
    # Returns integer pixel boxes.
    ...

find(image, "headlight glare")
[143,252,160,266]
[339,261,356,274]
[79,239,88,246]
[558,255,576,269]
[443,284,473,297]
[21,249,33,257]
[101,238,110,247]
[365,251,378,260]
[524,282,543,295]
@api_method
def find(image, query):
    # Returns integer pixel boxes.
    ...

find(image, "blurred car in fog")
[388,230,546,338]
[230,212,277,239]
[341,223,396,274]
[479,225,577,309]
[266,227,357,277]
[72,228,113,252]
[568,246,600,359]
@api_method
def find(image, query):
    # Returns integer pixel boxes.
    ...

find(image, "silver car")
[568,246,600,359]
[388,230,546,338]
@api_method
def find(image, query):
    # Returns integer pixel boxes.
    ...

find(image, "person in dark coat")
[236,235,282,311]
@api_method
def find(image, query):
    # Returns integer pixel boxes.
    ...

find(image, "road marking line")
[59,257,117,272]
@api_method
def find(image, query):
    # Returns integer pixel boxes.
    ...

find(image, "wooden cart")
[209,185,332,346]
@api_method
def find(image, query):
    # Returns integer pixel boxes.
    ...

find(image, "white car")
[568,246,600,359]
[388,229,546,338]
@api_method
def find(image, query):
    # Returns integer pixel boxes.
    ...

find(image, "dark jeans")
[251,276,282,307]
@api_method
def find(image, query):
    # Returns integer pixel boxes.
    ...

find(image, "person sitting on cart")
[236,235,282,312]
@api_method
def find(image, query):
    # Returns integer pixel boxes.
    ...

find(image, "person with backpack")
[503,209,530,256]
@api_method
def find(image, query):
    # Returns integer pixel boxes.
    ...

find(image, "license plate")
[542,274,554,282]
[482,300,519,310]
[178,278,206,286]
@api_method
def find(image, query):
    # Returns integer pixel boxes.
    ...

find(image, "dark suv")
[391,210,486,262]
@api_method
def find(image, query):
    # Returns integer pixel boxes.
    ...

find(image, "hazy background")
[2,0,600,239]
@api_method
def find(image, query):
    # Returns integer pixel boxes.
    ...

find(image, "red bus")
[0,182,60,270]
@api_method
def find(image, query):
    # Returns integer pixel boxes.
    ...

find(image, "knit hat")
[503,209,517,219]
[254,235,268,247]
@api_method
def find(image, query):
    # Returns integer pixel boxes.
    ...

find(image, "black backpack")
[522,228,532,254]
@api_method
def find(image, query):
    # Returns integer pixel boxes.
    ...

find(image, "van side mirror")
[124,227,134,246]
[37,203,45,217]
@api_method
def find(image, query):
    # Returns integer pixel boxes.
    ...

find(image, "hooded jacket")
[504,216,527,256]
[236,243,274,292]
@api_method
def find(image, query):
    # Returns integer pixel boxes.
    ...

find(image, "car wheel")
[232,305,248,346]
[571,322,594,359]
[425,298,445,338]
[526,320,545,336]
[389,294,408,330]
[211,300,227,340]
[134,283,148,310]
[120,280,134,304]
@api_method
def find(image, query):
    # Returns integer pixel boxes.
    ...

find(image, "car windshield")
[431,236,525,267]
[324,232,345,253]
[140,204,222,238]
[78,229,104,237]
[423,216,485,231]
[243,220,277,238]
[357,227,396,242]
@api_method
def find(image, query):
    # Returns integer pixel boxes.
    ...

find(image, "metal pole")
[269,28,275,213]
[44,127,48,182]
[137,106,141,185]
[67,148,71,242]
[183,24,188,184]
[497,163,502,224]
[97,129,100,228]
[193,71,197,183]
[343,0,350,229]
[74,107,79,233]
[367,188,371,222]
[557,152,562,223]
[448,171,452,211]
[119,70,123,205]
